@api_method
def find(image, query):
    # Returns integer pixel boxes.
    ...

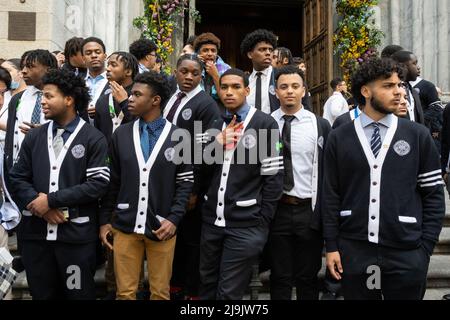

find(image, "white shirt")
[248,66,273,114]
[13,86,47,162]
[163,85,203,125]
[0,91,12,146]
[272,107,316,199]
[323,91,349,126]
[407,88,416,122]
[85,71,108,108]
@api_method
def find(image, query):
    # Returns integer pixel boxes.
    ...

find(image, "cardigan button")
[220,188,224,192]
[52,166,57,170]
[373,165,378,169]
[138,225,143,229]
[373,182,378,186]
[143,168,147,172]
[49,230,54,234]
[371,216,376,220]
[142,183,146,187]
[371,199,377,203]
[370,233,375,237]
[51,182,56,186]
[140,212,144,216]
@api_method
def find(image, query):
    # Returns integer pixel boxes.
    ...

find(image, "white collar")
[275,106,310,122]
[175,84,202,100]
[252,66,272,77]
[85,71,107,81]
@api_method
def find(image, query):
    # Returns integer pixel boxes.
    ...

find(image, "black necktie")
[282,115,295,191]
[255,72,263,110]
[166,92,186,122]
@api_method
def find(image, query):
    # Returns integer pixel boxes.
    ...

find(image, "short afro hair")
[42,69,91,114]
[193,32,221,52]
[391,50,415,64]
[219,68,249,87]
[129,38,157,61]
[134,71,171,107]
[82,37,106,54]
[351,58,405,106]
[380,45,404,58]
[240,29,278,55]
[275,65,305,85]
[176,54,203,70]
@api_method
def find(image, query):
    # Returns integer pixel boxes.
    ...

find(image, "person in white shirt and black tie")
[240,29,280,114]
[270,65,331,300]
[4,50,58,177]
[82,37,109,121]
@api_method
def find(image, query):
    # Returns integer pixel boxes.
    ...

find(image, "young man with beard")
[8,69,110,300]
[198,68,283,300]
[99,71,193,300]
[82,37,109,121]
[94,52,139,143]
[164,54,221,300]
[241,29,280,114]
[323,58,445,300]
[194,33,231,103]
[269,65,331,300]
[4,50,58,175]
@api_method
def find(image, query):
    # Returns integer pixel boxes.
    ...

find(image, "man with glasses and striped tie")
[322,58,445,300]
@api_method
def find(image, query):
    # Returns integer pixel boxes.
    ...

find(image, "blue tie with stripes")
[371,123,382,158]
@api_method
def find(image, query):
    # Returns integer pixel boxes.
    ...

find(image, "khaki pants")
[0,225,12,300]
[113,228,176,300]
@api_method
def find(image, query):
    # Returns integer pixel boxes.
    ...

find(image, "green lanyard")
[109,94,116,118]
[16,99,21,111]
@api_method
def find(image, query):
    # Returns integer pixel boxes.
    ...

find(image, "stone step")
[426,255,450,288]
[435,227,450,254]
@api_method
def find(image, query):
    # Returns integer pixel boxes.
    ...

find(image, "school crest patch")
[269,85,276,96]
[165,148,176,162]
[393,140,411,157]
[71,145,85,159]
[243,135,257,149]
[182,108,193,121]
[318,136,324,149]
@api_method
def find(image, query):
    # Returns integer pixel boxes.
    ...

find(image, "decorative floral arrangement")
[333,0,384,83]
[133,0,201,73]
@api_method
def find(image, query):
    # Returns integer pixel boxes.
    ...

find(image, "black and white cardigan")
[9,119,110,243]
[200,107,284,228]
[323,116,445,255]
[99,119,193,241]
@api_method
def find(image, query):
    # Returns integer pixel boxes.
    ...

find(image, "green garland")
[133,0,201,73]
[333,0,384,83]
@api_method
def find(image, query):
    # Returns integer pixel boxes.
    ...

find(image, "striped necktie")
[31,91,43,124]
[370,123,382,158]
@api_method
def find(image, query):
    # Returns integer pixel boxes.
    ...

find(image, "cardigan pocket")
[236,199,257,207]
[399,216,417,224]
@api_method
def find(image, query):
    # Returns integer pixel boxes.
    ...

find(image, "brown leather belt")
[280,195,312,206]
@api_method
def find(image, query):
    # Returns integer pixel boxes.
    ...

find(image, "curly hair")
[25,49,58,69]
[351,58,405,106]
[275,47,294,66]
[129,38,157,61]
[275,65,305,85]
[42,69,91,114]
[240,29,278,55]
[64,37,84,58]
[134,71,171,107]
[109,51,139,80]
[193,32,221,52]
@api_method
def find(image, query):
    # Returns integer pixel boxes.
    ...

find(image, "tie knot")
[373,122,380,130]
[177,92,186,99]
[256,72,263,78]
[55,128,65,137]
[283,115,296,123]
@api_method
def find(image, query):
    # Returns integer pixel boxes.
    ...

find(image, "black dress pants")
[339,238,430,300]
[269,201,323,300]
[21,240,97,300]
